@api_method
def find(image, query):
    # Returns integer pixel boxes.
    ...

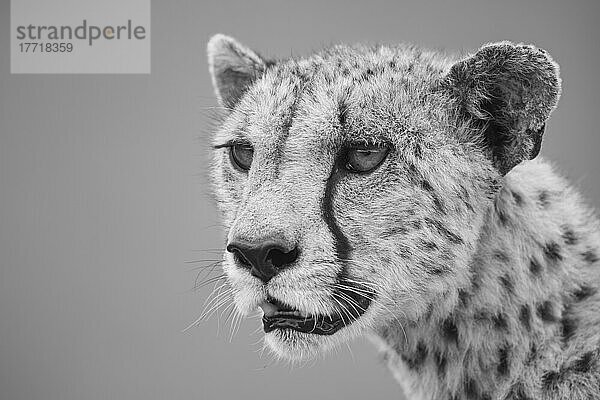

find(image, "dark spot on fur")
[486,177,502,198]
[561,313,578,344]
[464,378,479,399]
[414,143,423,159]
[420,180,446,214]
[573,285,597,301]
[425,218,463,245]
[432,196,446,215]
[427,262,450,275]
[500,274,514,295]
[380,255,392,266]
[433,350,447,379]
[395,245,412,259]
[441,318,459,346]
[422,302,435,322]
[493,313,509,330]
[571,351,595,373]
[561,226,578,245]
[382,225,409,238]
[411,220,422,230]
[543,242,563,263]
[519,305,532,331]
[494,251,510,263]
[458,288,470,306]
[582,249,599,264]
[379,325,391,340]
[512,191,524,206]
[538,191,550,208]
[421,180,434,192]
[474,310,488,322]
[528,343,538,363]
[497,345,510,376]
[475,310,509,330]
[541,371,560,389]
[406,162,419,178]
[358,68,375,81]
[537,301,558,323]
[497,208,510,226]
[404,342,428,370]
[471,269,482,292]
[422,241,438,250]
[529,258,542,275]
[505,382,531,400]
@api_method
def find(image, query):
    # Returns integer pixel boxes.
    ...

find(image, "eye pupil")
[230,144,254,171]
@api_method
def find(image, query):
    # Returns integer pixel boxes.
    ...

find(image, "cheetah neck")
[372,159,600,400]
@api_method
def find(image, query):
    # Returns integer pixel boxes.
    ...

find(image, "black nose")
[226,239,299,283]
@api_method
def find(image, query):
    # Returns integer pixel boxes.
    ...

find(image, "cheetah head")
[206,34,561,361]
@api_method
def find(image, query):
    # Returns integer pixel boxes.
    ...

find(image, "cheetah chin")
[205,33,600,399]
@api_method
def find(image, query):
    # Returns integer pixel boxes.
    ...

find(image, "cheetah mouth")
[259,286,373,336]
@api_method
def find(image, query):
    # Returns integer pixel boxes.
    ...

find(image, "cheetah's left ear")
[207,34,268,109]
[446,42,561,175]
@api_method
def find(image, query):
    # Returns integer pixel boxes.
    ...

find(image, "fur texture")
[206,34,600,399]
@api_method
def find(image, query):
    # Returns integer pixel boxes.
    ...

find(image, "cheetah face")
[206,35,560,360]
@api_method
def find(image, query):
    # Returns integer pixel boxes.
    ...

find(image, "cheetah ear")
[207,34,268,109]
[446,41,561,175]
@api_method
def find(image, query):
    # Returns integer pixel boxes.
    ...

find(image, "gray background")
[1,1,599,399]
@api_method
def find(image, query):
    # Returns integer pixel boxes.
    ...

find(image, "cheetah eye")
[344,146,389,173]
[230,143,254,171]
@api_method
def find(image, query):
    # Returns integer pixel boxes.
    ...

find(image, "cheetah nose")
[226,239,299,283]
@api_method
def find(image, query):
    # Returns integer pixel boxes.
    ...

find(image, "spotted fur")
[206,34,600,399]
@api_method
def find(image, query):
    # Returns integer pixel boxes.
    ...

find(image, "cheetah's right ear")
[207,34,268,110]
[446,42,561,175]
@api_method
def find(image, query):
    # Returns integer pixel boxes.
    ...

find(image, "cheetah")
[205,33,600,399]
